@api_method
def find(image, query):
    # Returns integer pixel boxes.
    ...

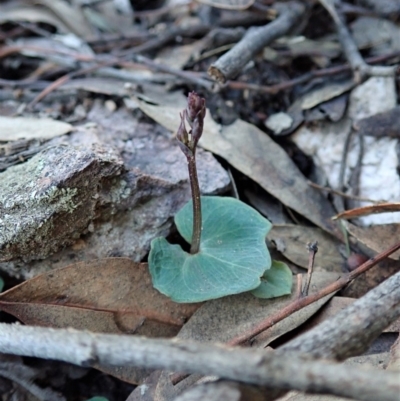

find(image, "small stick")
[307,181,386,204]
[295,274,303,300]
[302,241,318,297]
[318,0,395,80]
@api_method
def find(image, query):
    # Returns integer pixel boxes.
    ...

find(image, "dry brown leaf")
[202,119,340,238]
[333,203,400,220]
[268,225,344,271]
[0,258,200,384]
[137,99,341,238]
[305,94,348,123]
[154,272,340,401]
[346,222,400,260]
[0,258,199,328]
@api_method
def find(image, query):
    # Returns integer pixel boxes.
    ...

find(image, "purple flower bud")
[187,92,206,124]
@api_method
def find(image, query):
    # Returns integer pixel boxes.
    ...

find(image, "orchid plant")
[149,92,292,303]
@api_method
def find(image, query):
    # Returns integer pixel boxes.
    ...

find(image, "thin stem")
[295,274,303,300]
[187,153,202,254]
[302,241,318,297]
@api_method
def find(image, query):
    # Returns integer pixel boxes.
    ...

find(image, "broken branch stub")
[208,1,305,83]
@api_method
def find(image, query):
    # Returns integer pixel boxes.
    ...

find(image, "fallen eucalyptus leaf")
[333,203,400,221]
[0,116,72,141]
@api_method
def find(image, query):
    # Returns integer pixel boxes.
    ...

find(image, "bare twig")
[225,50,400,95]
[0,324,398,401]
[295,274,303,299]
[208,1,305,83]
[335,127,354,213]
[308,180,386,204]
[318,0,395,80]
[302,242,318,297]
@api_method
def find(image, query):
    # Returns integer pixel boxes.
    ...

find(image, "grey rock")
[0,103,230,278]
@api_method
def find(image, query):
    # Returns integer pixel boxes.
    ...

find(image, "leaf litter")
[0,258,200,384]
[1,0,400,399]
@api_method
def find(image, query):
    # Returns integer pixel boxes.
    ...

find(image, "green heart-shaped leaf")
[251,260,292,299]
[149,196,272,302]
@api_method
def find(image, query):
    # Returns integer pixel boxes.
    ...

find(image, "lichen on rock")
[0,144,123,263]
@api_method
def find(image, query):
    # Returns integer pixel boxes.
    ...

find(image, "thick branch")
[208,1,305,83]
[0,323,399,401]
